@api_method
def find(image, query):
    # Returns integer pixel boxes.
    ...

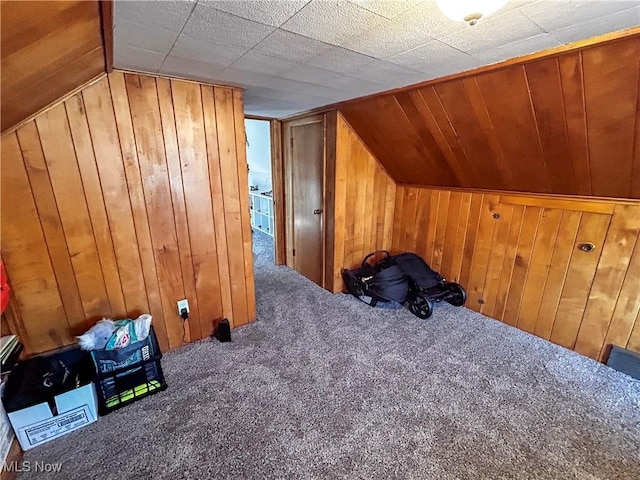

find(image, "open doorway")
[246,117,275,266]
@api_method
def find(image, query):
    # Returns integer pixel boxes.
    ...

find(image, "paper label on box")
[22,405,91,447]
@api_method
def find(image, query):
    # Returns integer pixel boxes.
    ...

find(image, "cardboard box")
[2,348,98,451]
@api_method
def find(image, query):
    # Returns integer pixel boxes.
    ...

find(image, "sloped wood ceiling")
[1,0,105,132]
[340,34,640,199]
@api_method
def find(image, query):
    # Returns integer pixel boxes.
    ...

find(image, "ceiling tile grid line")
[113,0,640,117]
[158,1,199,73]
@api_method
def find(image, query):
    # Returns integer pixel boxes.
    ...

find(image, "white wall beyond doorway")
[245,119,272,193]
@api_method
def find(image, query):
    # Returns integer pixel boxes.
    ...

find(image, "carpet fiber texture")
[18,231,640,479]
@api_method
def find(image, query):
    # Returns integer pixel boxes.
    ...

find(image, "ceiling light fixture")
[435,0,508,26]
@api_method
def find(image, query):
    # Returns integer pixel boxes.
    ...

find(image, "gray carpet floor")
[18,231,640,479]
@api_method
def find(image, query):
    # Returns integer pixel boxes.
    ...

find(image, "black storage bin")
[91,326,167,415]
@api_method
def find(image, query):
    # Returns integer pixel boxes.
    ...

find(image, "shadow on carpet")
[18,231,640,479]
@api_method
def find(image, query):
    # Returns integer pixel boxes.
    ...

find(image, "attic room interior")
[1,0,639,478]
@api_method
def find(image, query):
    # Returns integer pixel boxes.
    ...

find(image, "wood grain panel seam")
[495,203,526,320]
[2,73,107,137]
[596,232,640,359]
[578,51,594,196]
[469,77,513,185]
[337,112,395,181]
[107,75,156,317]
[63,98,123,319]
[13,129,74,326]
[521,65,554,193]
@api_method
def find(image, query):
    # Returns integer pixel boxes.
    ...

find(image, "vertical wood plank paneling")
[157,78,203,340]
[440,191,463,279]
[602,237,640,356]
[431,190,450,272]
[516,208,563,333]
[172,81,225,332]
[332,114,349,290]
[1,72,255,354]
[64,94,127,318]
[525,58,576,193]
[103,73,170,351]
[549,212,612,349]
[534,210,582,340]
[479,204,514,318]
[233,90,256,323]
[124,74,189,346]
[627,309,640,353]
[212,86,249,326]
[1,133,70,350]
[449,192,472,283]
[391,187,405,253]
[330,114,396,291]
[16,123,87,325]
[35,103,108,324]
[83,76,152,321]
[582,39,640,197]
[492,205,525,321]
[200,86,234,325]
[413,188,433,260]
[383,177,396,250]
[574,205,640,359]
[458,193,483,289]
[558,52,591,196]
[465,194,499,311]
[391,186,640,360]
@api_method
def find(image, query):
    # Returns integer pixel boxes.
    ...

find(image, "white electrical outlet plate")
[177,299,189,315]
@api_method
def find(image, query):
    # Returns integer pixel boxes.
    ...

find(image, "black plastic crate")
[91,326,167,415]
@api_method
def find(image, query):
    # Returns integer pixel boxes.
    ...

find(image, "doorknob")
[313,209,323,215]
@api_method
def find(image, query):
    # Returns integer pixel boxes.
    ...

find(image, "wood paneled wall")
[1,71,255,355]
[326,113,396,293]
[391,186,640,361]
[1,0,106,132]
[340,34,640,199]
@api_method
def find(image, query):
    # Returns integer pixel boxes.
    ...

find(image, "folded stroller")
[342,251,466,319]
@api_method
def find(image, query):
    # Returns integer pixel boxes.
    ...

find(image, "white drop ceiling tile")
[389,39,470,74]
[424,57,489,78]
[355,60,429,86]
[348,0,424,20]
[201,0,309,27]
[551,7,640,44]
[262,76,344,99]
[280,0,385,46]
[252,29,335,62]
[441,10,545,55]
[340,17,435,58]
[168,35,247,67]
[114,0,196,32]
[113,45,166,73]
[392,1,470,41]
[303,46,379,75]
[159,55,227,82]
[521,0,639,33]
[182,2,276,49]
[473,33,563,62]
[214,68,277,87]
[114,20,179,54]
[230,52,299,76]
[279,65,343,87]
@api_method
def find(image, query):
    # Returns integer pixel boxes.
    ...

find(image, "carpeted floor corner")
[18,231,640,479]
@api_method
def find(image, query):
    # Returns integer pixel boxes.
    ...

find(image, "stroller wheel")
[407,293,433,319]
[444,283,466,307]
